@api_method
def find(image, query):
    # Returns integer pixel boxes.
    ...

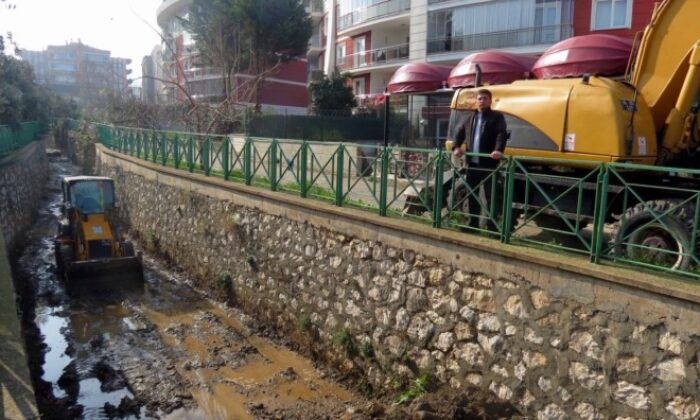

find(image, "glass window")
[336,43,346,65]
[592,0,630,30]
[446,110,557,152]
[69,180,115,213]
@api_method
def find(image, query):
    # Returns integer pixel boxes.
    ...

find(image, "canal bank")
[0,232,38,419]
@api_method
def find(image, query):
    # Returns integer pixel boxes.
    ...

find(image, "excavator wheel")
[120,241,136,257]
[56,243,75,278]
[611,199,698,270]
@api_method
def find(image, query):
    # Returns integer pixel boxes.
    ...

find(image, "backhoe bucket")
[65,256,144,294]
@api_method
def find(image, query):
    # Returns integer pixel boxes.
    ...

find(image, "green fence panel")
[598,163,700,277]
[77,119,700,281]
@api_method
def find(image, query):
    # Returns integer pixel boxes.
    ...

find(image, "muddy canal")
[15,156,362,419]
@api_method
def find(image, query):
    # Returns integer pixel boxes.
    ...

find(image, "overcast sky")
[0,0,164,86]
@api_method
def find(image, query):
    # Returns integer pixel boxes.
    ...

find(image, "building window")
[336,43,346,65]
[592,0,631,30]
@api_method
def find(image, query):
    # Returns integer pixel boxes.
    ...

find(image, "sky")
[0,0,164,87]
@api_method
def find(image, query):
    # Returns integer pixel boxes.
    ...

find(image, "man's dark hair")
[476,88,492,99]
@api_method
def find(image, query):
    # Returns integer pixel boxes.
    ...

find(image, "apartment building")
[20,42,132,105]
[156,0,311,113]
[317,0,654,104]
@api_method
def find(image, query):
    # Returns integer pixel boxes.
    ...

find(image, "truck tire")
[121,241,136,257]
[533,214,579,232]
[57,244,75,277]
[57,222,71,238]
[611,199,697,270]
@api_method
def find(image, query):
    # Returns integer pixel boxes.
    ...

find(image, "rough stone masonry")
[97,147,700,420]
[0,141,48,253]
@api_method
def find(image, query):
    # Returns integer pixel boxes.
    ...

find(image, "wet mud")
[13,153,521,419]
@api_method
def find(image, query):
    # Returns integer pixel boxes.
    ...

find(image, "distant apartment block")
[20,42,132,105]
[155,0,311,113]
[142,45,166,104]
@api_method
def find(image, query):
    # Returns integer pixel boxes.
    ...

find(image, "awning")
[448,50,537,88]
[386,63,453,94]
[532,34,634,79]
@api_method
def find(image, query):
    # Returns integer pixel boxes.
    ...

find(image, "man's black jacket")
[452,108,507,167]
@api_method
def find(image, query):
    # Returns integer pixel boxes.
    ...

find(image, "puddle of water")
[77,377,132,418]
[69,304,130,344]
[36,309,70,399]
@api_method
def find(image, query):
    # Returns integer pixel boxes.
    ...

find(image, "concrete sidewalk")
[0,233,38,419]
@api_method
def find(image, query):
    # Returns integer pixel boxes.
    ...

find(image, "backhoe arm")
[657,42,700,164]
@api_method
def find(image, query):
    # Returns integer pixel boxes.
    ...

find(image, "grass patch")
[334,328,357,357]
[394,372,430,405]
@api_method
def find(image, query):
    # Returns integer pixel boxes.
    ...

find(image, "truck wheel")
[533,214,578,232]
[447,179,470,226]
[57,222,71,237]
[121,241,136,257]
[612,199,696,270]
[57,244,75,277]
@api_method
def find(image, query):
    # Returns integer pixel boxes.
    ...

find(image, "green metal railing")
[90,121,700,281]
[0,122,43,158]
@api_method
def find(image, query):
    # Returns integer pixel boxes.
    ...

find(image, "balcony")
[337,0,410,32]
[183,67,221,81]
[427,24,573,55]
[337,43,409,71]
[309,34,324,50]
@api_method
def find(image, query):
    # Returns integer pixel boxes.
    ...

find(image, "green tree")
[308,72,357,116]
[240,0,312,112]
[185,0,245,99]
[185,0,311,112]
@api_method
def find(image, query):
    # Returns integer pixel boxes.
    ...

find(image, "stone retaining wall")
[97,146,700,419]
[0,141,48,253]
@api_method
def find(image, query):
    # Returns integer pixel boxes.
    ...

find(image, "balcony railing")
[427,24,573,55]
[336,43,409,71]
[338,0,410,31]
[183,67,221,81]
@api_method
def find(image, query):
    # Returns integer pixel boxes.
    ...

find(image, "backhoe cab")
[54,176,143,293]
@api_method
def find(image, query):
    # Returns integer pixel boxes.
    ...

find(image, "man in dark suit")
[452,88,507,231]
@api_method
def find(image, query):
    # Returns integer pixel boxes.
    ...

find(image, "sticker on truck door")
[638,136,647,155]
[564,133,575,151]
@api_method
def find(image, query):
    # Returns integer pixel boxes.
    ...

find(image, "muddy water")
[17,156,360,419]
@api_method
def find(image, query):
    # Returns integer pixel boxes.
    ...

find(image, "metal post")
[223,138,230,180]
[379,146,389,216]
[161,133,167,166]
[203,137,211,176]
[270,139,278,191]
[187,135,195,172]
[502,158,516,243]
[383,95,390,148]
[335,145,345,206]
[300,141,308,198]
[433,151,445,228]
[244,137,253,185]
[591,164,610,263]
[174,134,180,169]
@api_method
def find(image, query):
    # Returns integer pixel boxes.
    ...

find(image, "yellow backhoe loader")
[444,0,700,269]
[54,176,143,292]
